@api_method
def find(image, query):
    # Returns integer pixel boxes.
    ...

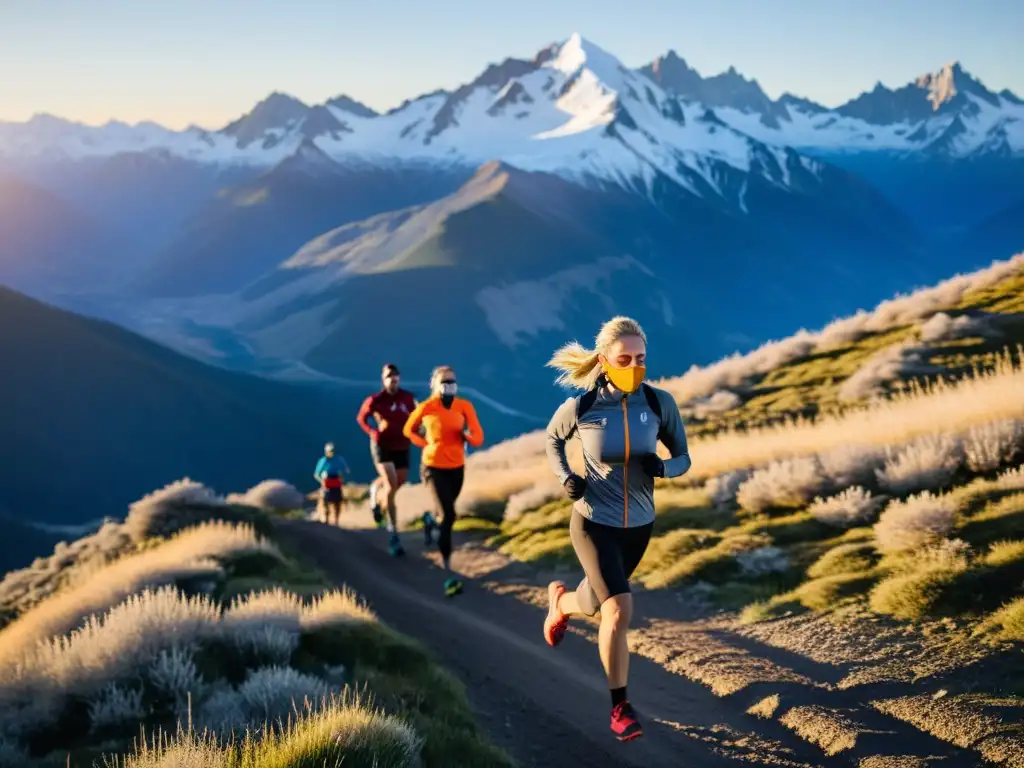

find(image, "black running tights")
[422,465,464,562]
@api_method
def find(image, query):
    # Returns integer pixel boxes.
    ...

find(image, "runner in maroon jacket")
[357,363,418,555]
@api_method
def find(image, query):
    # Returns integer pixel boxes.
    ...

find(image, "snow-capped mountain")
[645,55,1024,161]
[0,35,823,209]
[640,51,792,128]
[3,36,1020,177]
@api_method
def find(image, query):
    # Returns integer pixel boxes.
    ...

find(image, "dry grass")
[979,598,1024,642]
[655,253,1023,405]
[871,692,1024,758]
[503,481,565,522]
[778,705,861,755]
[919,311,1000,343]
[873,492,958,554]
[703,469,751,508]
[809,487,883,528]
[640,533,770,590]
[438,349,1024,525]
[875,433,963,495]
[110,692,420,768]
[746,694,780,719]
[0,579,499,764]
[807,543,879,580]
[0,521,278,668]
[690,351,1023,482]
[0,519,134,628]
[300,587,377,629]
[1,586,221,737]
[963,419,1024,474]
[227,480,305,513]
[736,456,828,514]
[837,341,931,402]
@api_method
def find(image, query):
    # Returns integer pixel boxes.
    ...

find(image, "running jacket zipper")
[622,396,630,527]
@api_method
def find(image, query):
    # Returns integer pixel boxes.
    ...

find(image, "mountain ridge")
[2,33,1020,167]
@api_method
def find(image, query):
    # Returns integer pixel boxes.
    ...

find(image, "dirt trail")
[280,518,1015,768]
[277,519,846,768]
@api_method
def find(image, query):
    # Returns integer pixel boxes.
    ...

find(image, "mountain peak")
[837,60,1000,125]
[640,52,782,125]
[220,91,312,147]
[325,94,378,118]
[915,60,964,110]
[266,137,342,178]
[913,59,996,111]
[551,33,625,81]
[644,49,699,84]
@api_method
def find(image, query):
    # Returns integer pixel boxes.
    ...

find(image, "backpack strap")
[576,387,599,421]
[641,382,667,440]
[641,382,662,421]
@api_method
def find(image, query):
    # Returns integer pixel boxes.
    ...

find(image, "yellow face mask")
[601,360,646,393]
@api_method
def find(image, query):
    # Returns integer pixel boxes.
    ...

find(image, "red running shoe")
[610,701,643,742]
[543,581,569,647]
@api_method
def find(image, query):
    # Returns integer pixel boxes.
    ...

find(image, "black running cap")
[382,363,400,376]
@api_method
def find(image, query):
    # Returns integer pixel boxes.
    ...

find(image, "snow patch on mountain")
[476,254,653,348]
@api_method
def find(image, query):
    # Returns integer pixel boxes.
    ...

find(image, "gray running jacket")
[546,383,692,528]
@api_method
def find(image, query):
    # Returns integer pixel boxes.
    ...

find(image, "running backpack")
[576,382,664,436]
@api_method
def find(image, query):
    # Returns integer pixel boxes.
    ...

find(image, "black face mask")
[441,394,455,408]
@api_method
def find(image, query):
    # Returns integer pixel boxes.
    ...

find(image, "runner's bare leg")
[375,462,398,531]
[390,466,409,531]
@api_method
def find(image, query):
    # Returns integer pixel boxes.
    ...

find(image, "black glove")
[641,453,665,479]
[564,474,587,500]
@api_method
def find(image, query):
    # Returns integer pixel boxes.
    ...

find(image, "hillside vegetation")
[0,479,509,768]
[396,253,1024,637]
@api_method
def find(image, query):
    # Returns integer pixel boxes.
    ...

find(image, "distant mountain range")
[0,33,1021,486]
[2,38,1020,165]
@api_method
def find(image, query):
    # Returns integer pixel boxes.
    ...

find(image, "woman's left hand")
[640,453,665,479]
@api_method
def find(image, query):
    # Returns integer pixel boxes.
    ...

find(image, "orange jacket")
[403,395,484,469]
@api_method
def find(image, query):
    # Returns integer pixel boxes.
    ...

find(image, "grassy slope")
[0,287,364,529]
[0,487,510,768]
[680,266,1024,440]
[489,255,1024,636]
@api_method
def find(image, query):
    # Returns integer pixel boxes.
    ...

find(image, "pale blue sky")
[1,0,1021,129]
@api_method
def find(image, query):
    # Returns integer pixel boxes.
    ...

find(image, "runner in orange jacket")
[403,365,484,597]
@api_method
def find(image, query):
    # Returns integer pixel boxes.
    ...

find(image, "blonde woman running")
[403,365,484,597]
[543,316,692,742]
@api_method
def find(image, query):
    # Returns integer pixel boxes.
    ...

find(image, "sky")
[1,0,1021,130]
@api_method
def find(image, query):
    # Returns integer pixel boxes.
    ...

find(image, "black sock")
[611,687,627,706]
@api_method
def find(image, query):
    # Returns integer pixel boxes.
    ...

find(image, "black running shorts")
[370,443,410,470]
[570,509,653,609]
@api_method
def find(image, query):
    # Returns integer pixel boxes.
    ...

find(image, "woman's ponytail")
[547,342,603,390]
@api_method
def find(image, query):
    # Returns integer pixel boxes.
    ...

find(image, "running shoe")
[610,701,643,742]
[443,577,463,597]
[369,485,385,528]
[543,581,569,647]
[388,533,405,557]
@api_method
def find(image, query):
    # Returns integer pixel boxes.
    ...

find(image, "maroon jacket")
[357,388,417,450]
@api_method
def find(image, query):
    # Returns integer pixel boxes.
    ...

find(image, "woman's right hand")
[564,474,587,500]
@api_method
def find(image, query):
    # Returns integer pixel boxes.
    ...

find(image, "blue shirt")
[315,454,349,478]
